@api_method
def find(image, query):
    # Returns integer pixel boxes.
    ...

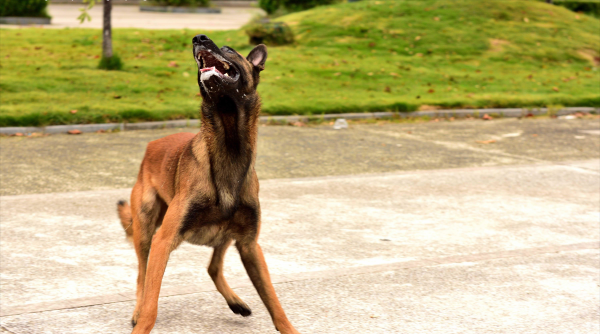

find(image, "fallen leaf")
[531,134,538,137]
[67,129,82,135]
[94,55,100,59]
[96,129,106,133]
[367,72,373,76]
[70,110,78,114]
[183,72,189,77]
[196,92,201,97]
[384,86,391,93]
[333,72,341,76]
[14,133,24,137]
[482,114,493,120]
[168,61,178,68]
[368,42,376,48]
[415,53,423,57]
[523,17,529,23]
[552,86,559,92]
[292,121,305,127]
[390,72,399,77]
[428,89,435,93]
[434,17,440,21]
[476,139,496,144]
[525,113,534,118]
[113,95,122,99]
[415,36,421,41]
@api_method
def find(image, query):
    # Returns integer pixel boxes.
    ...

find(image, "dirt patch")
[489,39,510,53]
[418,105,442,111]
[577,49,600,66]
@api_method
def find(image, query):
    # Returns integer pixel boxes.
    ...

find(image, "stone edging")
[139,5,222,13]
[0,17,51,25]
[0,107,597,136]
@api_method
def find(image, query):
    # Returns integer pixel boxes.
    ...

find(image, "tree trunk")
[102,0,113,58]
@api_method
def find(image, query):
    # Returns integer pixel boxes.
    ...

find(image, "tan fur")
[116,36,299,334]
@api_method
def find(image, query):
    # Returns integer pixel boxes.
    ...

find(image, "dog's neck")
[198,93,260,216]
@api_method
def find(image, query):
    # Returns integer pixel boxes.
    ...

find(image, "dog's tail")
[117,200,133,243]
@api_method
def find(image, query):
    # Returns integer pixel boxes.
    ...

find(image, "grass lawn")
[0,0,599,126]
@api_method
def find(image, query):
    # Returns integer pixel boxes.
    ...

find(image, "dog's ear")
[247,44,267,71]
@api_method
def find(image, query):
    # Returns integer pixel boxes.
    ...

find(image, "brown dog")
[117,34,299,334]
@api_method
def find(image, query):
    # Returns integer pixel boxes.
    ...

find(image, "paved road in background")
[1,118,599,333]
[3,5,262,30]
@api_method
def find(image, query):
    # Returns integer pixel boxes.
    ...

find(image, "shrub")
[148,0,210,6]
[283,0,339,11]
[258,0,282,15]
[553,1,600,17]
[0,0,49,18]
[245,21,294,46]
[258,0,339,15]
[98,55,123,71]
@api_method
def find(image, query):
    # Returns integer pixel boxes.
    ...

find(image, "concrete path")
[1,119,599,333]
[4,5,263,30]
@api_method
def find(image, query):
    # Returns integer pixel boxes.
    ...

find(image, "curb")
[0,17,51,25]
[0,107,597,136]
[139,6,222,13]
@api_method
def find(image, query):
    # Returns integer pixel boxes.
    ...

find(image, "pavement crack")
[361,128,546,164]
[2,241,597,318]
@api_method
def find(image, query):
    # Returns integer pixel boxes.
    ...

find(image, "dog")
[117,34,300,334]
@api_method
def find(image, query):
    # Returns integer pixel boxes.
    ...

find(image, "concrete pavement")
[1,119,599,333]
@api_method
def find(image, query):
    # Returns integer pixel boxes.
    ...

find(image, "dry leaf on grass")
[67,129,82,135]
[476,139,496,144]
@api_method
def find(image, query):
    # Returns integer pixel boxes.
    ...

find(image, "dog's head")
[193,34,267,101]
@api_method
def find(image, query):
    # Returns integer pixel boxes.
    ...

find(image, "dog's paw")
[228,302,252,317]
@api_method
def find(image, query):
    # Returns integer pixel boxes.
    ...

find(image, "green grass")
[0,0,599,126]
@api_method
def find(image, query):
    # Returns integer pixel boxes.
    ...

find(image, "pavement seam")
[362,129,600,175]
[1,241,597,318]
[0,327,16,334]
[1,159,597,199]
[361,128,546,164]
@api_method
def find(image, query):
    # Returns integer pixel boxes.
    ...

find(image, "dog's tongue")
[201,66,217,73]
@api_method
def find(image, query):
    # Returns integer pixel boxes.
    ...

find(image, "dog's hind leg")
[208,239,252,317]
[130,184,165,328]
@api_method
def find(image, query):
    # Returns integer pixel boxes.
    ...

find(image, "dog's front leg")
[236,241,300,334]
[131,198,183,334]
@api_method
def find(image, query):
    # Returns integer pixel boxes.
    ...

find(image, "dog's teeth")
[224,73,229,77]
[223,63,230,70]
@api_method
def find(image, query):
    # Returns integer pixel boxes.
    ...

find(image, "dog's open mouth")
[197,50,238,82]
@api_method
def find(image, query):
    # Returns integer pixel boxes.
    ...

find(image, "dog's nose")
[193,34,210,44]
